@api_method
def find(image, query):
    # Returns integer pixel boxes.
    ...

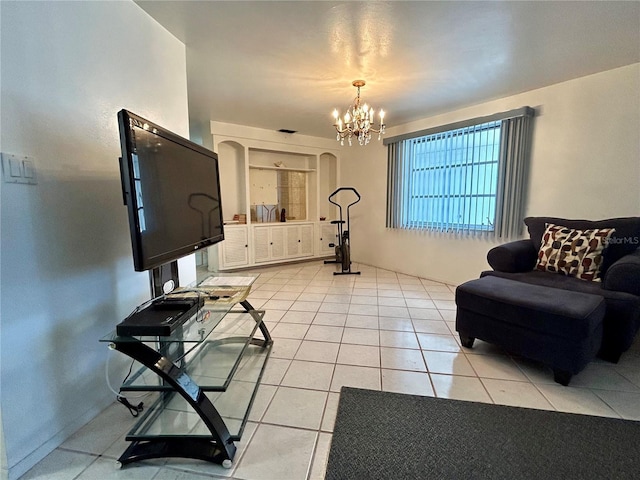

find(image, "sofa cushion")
[535,223,615,281]
[524,217,640,277]
[480,269,640,360]
[480,269,638,303]
[456,276,605,339]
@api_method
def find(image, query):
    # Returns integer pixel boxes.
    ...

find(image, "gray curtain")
[494,114,533,239]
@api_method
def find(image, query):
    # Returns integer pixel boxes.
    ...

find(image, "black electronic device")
[116,297,205,337]
[117,109,225,272]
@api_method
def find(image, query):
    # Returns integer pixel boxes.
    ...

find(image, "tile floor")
[19,260,640,480]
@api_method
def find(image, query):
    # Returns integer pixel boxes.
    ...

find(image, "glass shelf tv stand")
[100,274,272,468]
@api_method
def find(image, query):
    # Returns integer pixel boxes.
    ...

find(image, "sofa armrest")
[603,247,640,297]
[487,239,538,273]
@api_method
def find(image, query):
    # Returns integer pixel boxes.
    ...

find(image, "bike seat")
[330,220,346,225]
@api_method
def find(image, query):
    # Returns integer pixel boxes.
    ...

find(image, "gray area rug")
[325,387,640,480]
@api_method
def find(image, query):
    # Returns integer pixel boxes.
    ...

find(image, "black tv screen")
[118,109,224,272]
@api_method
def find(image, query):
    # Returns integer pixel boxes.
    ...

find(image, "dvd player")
[116,297,205,337]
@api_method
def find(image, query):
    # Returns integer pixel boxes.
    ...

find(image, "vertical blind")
[385,107,534,239]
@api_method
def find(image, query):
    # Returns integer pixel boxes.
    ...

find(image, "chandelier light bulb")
[331,80,386,146]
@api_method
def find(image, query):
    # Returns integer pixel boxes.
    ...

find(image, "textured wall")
[0,2,189,478]
[342,64,640,285]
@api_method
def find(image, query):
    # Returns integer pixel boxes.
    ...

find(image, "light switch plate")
[1,153,37,185]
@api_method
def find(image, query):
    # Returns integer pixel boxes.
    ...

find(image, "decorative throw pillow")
[535,223,615,281]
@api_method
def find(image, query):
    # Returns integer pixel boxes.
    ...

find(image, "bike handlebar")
[328,187,361,209]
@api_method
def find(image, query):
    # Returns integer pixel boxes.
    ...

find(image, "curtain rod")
[383,106,535,145]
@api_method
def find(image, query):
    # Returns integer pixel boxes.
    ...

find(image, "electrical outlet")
[1,153,37,185]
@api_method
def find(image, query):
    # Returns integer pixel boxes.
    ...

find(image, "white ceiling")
[136,1,640,140]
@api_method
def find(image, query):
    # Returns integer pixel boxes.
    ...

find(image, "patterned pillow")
[535,223,615,281]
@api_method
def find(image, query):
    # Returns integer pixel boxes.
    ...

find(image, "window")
[386,107,534,239]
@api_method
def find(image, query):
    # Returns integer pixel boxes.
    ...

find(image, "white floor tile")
[259,358,291,385]
[569,363,640,392]
[379,330,420,349]
[417,333,461,352]
[330,364,381,392]
[269,338,302,359]
[61,402,136,455]
[271,291,301,301]
[290,300,321,312]
[345,314,379,329]
[280,359,335,390]
[537,384,620,417]
[320,392,340,432]
[466,354,528,381]
[378,317,413,332]
[593,390,640,420]
[318,302,350,314]
[381,369,433,396]
[423,351,476,376]
[270,322,309,340]
[482,378,554,409]
[312,312,347,326]
[20,450,97,480]
[351,288,377,296]
[297,293,327,302]
[378,305,411,318]
[412,319,450,334]
[262,387,327,429]
[262,299,295,310]
[247,385,278,422]
[308,432,332,480]
[378,296,407,307]
[280,310,316,324]
[405,298,436,309]
[323,294,351,304]
[377,289,403,297]
[380,347,427,372]
[234,424,317,480]
[294,341,340,364]
[341,327,380,346]
[76,457,159,479]
[337,344,381,367]
[431,374,492,403]
[304,325,344,343]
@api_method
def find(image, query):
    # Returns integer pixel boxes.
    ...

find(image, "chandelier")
[332,80,386,146]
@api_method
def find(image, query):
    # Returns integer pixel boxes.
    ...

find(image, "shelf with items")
[210,122,339,270]
[101,274,272,469]
[248,164,316,172]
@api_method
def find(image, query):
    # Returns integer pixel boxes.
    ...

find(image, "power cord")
[116,396,144,417]
[105,349,147,418]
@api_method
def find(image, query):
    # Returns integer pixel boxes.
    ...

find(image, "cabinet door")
[220,226,249,268]
[285,225,301,258]
[270,226,286,260]
[253,226,271,263]
[300,224,314,256]
[319,223,338,255]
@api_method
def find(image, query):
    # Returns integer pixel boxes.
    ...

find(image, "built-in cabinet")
[254,225,286,263]
[285,223,314,258]
[207,122,341,271]
[218,225,249,268]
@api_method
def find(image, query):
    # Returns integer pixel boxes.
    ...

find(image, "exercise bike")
[323,187,361,275]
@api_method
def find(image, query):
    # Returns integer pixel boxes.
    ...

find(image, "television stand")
[100,274,271,469]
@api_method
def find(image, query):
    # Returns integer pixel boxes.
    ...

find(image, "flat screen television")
[118,109,224,272]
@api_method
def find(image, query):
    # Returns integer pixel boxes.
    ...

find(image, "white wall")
[0,2,190,479]
[342,64,640,285]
